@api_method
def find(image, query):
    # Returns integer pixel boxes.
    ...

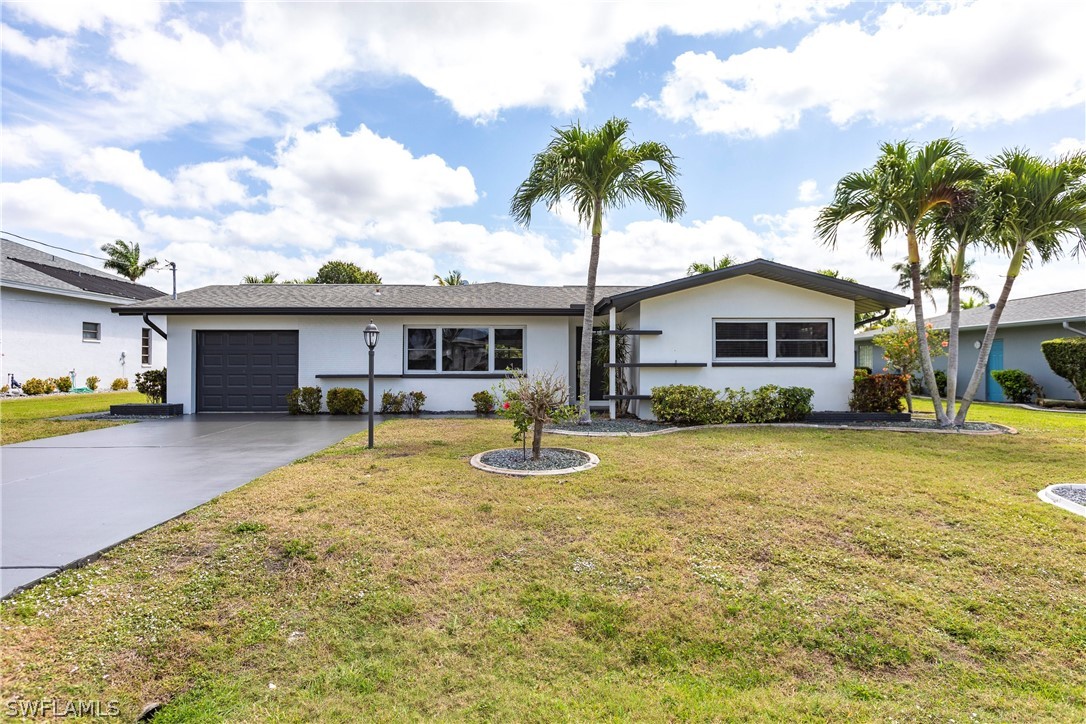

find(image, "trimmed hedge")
[405,390,426,415]
[991,369,1040,403]
[1041,337,1086,399]
[111,377,129,391]
[21,378,52,396]
[135,368,167,403]
[287,386,322,415]
[850,373,908,413]
[86,376,100,391]
[650,384,814,425]
[381,390,406,414]
[55,376,73,393]
[327,387,365,415]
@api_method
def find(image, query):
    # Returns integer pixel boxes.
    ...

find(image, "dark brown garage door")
[196,331,299,412]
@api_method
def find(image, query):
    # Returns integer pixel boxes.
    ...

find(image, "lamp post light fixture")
[364,320,380,449]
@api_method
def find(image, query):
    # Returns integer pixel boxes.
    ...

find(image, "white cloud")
[1051,137,1086,156]
[69,147,175,206]
[0,177,141,242]
[796,179,820,202]
[641,0,1085,137]
[6,0,165,34]
[1,23,71,72]
[1,125,82,168]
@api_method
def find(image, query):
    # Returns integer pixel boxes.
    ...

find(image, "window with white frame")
[82,321,101,341]
[141,328,152,365]
[405,326,524,373]
[713,319,832,362]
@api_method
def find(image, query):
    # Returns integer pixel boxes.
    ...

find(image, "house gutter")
[143,314,167,341]
[1063,322,1086,337]
[856,308,891,329]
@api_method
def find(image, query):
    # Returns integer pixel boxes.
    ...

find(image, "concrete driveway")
[1,414,371,597]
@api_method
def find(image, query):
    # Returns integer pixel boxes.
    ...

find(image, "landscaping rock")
[1052,485,1086,506]
[479,447,591,471]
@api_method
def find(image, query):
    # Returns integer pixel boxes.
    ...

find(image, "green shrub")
[850,374,908,413]
[934,370,947,396]
[44,377,60,393]
[381,390,406,414]
[471,390,495,415]
[86,375,100,391]
[990,369,1040,403]
[650,384,815,425]
[135,368,167,403]
[0,385,8,393]
[55,376,73,393]
[854,368,870,383]
[22,378,50,396]
[1041,337,1086,400]
[326,387,365,415]
[405,390,426,414]
[111,377,129,391]
[286,386,322,415]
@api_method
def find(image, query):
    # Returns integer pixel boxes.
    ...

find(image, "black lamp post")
[364,320,380,448]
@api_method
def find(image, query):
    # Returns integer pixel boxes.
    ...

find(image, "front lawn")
[2,403,1083,720]
[0,391,144,445]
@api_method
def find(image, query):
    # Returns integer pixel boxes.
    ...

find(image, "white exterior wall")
[1,286,166,387]
[165,314,571,413]
[635,276,855,417]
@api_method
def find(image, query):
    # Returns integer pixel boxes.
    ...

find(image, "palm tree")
[891,256,987,312]
[815,139,985,426]
[434,270,468,286]
[955,149,1086,424]
[960,296,984,309]
[101,239,157,281]
[686,255,734,275]
[510,117,685,423]
[242,272,280,284]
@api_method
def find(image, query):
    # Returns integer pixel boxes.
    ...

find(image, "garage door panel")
[197,330,298,412]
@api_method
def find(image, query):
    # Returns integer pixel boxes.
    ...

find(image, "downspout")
[855,308,891,329]
[608,307,617,421]
[1062,321,1086,337]
[143,314,167,340]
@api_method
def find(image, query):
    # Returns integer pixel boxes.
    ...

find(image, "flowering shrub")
[471,390,495,415]
[496,369,577,460]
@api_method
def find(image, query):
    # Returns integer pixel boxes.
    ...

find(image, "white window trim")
[403,325,526,374]
[82,321,101,343]
[141,327,153,366]
[712,318,834,364]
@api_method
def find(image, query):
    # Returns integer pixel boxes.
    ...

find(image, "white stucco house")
[111,259,908,415]
[1,239,168,390]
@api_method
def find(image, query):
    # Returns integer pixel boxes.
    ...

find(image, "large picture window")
[714,319,832,363]
[405,326,524,373]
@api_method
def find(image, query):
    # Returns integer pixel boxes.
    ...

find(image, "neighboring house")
[1,239,168,389]
[855,289,1086,402]
[112,259,908,415]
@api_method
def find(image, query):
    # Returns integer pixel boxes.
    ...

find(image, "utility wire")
[0,230,112,262]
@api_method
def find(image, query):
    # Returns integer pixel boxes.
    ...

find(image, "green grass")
[1,402,1084,721]
[0,391,144,445]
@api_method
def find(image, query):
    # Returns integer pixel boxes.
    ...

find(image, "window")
[404,326,524,373]
[142,328,152,365]
[82,322,101,341]
[857,344,873,369]
[714,319,832,363]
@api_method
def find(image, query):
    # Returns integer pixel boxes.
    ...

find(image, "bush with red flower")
[495,369,578,460]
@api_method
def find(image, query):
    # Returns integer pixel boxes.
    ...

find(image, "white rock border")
[546,421,1017,437]
[1038,484,1086,519]
[469,447,600,476]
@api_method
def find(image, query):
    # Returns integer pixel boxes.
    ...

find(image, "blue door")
[986,339,1005,402]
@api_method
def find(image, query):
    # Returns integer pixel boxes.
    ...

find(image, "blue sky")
[2,1,1083,308]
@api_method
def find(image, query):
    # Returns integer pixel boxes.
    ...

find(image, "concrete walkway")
[1,414,371,597]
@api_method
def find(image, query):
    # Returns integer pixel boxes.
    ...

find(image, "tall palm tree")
[434,270,468,286]
[890,256,987,312]
[815,139,984,426]
[686,255,734,275]
[101,239,157,281]
[510,117,685,423]
[242,272,280,284]
[955,149,1086,424]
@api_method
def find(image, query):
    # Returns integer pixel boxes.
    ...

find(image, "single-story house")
[112,259,909,416]
[1,238,168,389]
[855,289,1086,401]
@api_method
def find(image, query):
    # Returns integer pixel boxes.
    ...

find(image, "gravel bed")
[479,447,591,471]
[545,418,672,434]
[1051,485,1086,506]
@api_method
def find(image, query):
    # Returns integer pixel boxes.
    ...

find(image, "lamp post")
[364,320,380,449]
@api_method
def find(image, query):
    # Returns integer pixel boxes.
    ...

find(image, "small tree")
[310,261,382,284]
[873,323,948,412]
[1042,337,1086,401]
[496,369,577,461]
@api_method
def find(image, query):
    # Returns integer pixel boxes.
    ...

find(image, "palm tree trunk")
[577,202,603,424]
[908,248,949,425]
[945,244,965,419]
[955,242,1023,424]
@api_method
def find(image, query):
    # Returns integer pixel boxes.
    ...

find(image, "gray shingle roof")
[2,238,165,301]
[113,282,641,316]
[855,289,1086,340]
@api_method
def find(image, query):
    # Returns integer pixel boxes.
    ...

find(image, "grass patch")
[0,391,144,445]
[1,403,1083,719]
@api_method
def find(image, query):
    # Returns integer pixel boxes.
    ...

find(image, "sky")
[2,0,1084,310]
